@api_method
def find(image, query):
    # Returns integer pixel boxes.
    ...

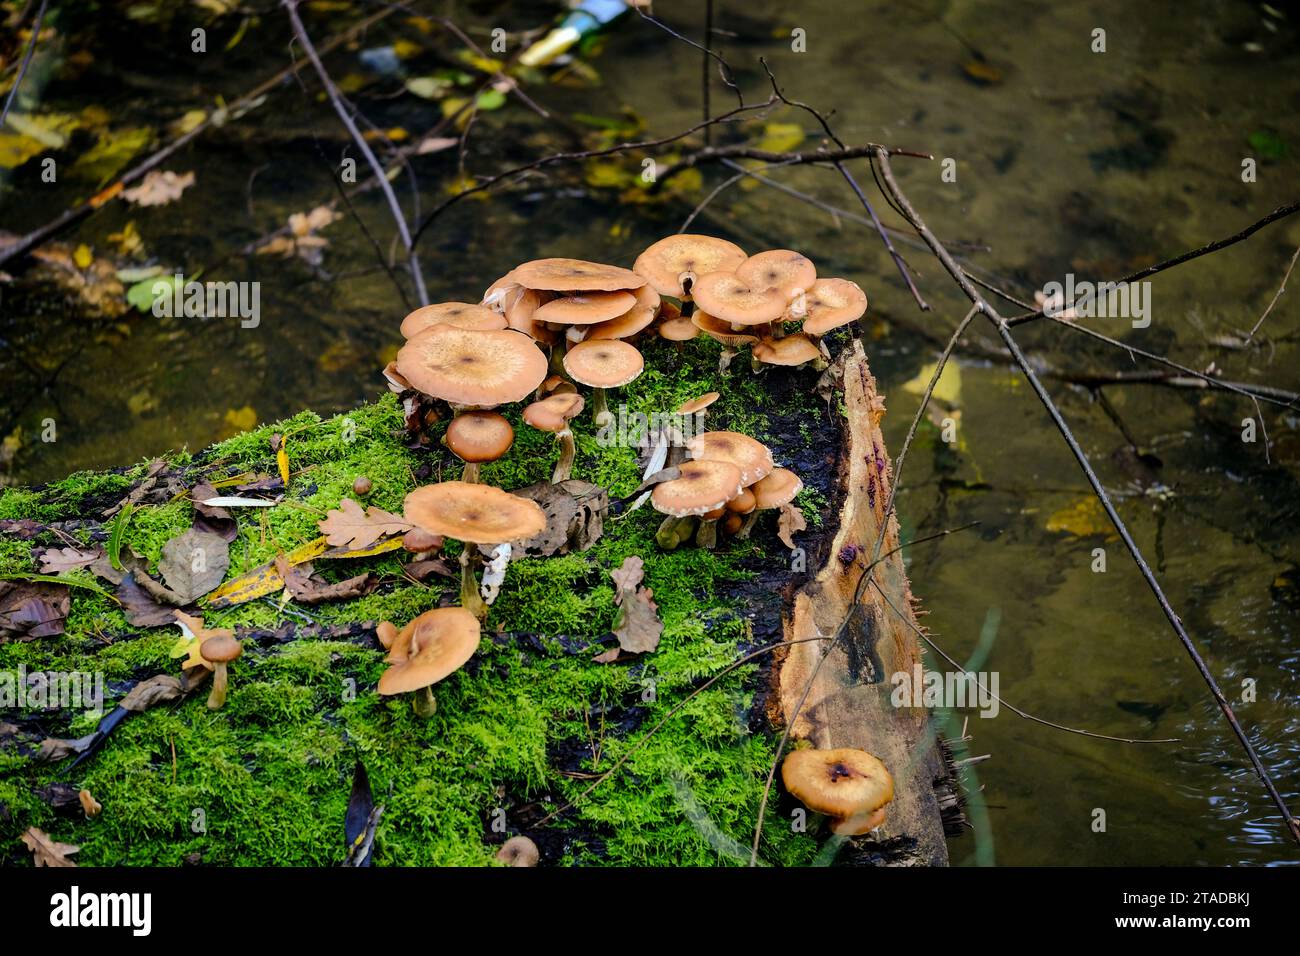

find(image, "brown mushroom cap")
[691,309,760,346]
[633,234,747,297]
[687,431,774,485]
[404,481,547,544]
[781,747,894,831]
[200,634,242,664]
[378,607,481,695]
[510,258,645,292]
[396,325,548,407]
[676,392,720,415]
[400,302,508,338]
[750,467,803,509]
[445,411,514,463]
[736,249,817,300]
[752,333,821,366]
[691,272,787,326]
[496,835,540,867]
[657,314,700,342]
[587,285,661,340]
[563,339,644,388]
[801,278,868,335]
[523,393,585,433]
[534,290,638,326]
[725,488,756,514]
[651,460,744,517]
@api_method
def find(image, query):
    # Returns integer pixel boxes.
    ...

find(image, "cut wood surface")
[779,339,951,865]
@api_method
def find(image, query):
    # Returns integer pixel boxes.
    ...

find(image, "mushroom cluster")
[632,235,868,370]
[651,427,803,550]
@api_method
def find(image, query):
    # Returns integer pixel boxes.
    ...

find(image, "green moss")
[0,343,841,868]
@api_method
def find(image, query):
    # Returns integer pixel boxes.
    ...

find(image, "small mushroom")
[444,410,514,483]
[509,257,645,292]
[587,286,660,340]
[534,290,638,329]
[523,392,585,482]
[737,467,803,538]
[404,481,547,619]
[633,235,747,299]
[200,634,243,710]
[690,272,787,327]
[562,338,644,428]
[686,431,774,486]
[379,607,481,718]
[495,835,540,867]
[651,459,743,549]
[395,324,549,409]
[735,249,817,301]
[781,747,895,835]
[400,302,508,337]
[801,278,868,336]
[402,528,443,553]
[78,789,102,820]
[752,333,823,369]
[352,475,373,496]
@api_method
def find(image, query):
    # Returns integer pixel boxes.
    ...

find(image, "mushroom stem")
[553,429,576,483]
[655,515,696,550]
[206,663,229,710]
[695,518,720,549]
[735,512,760,539]
[461,462,481,484]
[459,546,489,620]
[412,685,438,719]
[592,388,612,427]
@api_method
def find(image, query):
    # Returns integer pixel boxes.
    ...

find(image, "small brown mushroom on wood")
[781,747,895,835]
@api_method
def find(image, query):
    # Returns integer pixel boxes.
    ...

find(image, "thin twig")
[1246,242,1300,341]
[0,0,47,127]
[283,0,428,305]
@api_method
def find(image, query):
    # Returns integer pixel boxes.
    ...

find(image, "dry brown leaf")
[318,498,411,550]
[21,827,80,867]
[777,502,807,550]
[0,580,70,641]
[158,529,230,604]
[598,555,662,660]
[37,545,104,574]
[121,169,195,207]
[119,674,185,712]
[273,557,375,604]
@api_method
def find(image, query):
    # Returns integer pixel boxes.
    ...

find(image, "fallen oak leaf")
[37,734,98,762]
[318,498,411,550]
[21,827,80,867]
[119,674,185,712]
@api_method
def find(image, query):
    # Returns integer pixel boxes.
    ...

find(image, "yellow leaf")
[756,121,805,154]
[392,38,422,59]
[1045,498,1118,540]
[170,109,207,136]
[205,537,331,608]
[71,127,152,183]
[276,445,290,486]
[73,244,93,269]
[107,221,142,256]
[902,361,963,409]
[223,406,257,435]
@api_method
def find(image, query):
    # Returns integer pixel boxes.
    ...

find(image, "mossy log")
[778,340,954,865]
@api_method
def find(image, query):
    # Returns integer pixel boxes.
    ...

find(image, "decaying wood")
[778,338,951,866]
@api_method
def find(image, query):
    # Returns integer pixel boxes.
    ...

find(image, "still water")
[1,1,1297,865]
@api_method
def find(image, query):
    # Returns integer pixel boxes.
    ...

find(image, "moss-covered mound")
[0,337,841,866]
